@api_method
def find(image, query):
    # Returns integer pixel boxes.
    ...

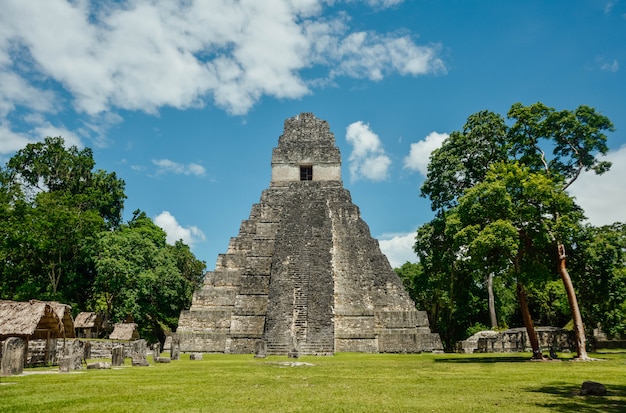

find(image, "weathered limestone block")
[59,356,72,372]
[415,311,430,327]
[239,275,270,294]
[178,332,227,353]
[234,295,268,315]
[163,336,172,349]
[254,340,267,358]
[255,222,279,238]
[377,331,420,353]
[251,239,274,256]
[203,270,243,287]
[334,315,375,339]
[189,352,203,360]
[131,339,149,366]
[417,333,444,353]
[476,337,499,353]
[227,238,251,254]
[193,287,238,307]
[62,339,84,371]
[335,338,379,353]
[178,309,233,332]
[170,336,180,361]
[229,316,265,337]
[111,346,124,366]
[1,337,25,376]
[238,220,256,236]
[225,338,258,354]
[246,257,273,277]
[375,310,420,328]
[152,343,161,362]
[87,361,111,369]
[216,253,247,270]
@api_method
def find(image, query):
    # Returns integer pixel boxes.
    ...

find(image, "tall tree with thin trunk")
[452,162,580,358]
[507,103,613,359]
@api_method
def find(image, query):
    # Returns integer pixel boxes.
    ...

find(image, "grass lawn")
[1,352,625,412]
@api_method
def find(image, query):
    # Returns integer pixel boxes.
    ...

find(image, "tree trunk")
[557,243,589,360]
[487,273,498,329]
[517,282,543,359]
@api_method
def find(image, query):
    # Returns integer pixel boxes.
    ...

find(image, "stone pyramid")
[176,113,442,355]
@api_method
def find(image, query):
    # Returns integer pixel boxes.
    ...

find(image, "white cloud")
[594,55,620,73]
[601,59,619,73]
[403,131,448,176]
[152,159,206,176]
[0,117,84,155]
[568,145,626,226]
[0,0,445,120]
[378,231,417,268]
[31,122,84,149]
[328,32,445,81]
[0,71,57,117]
[366,0,405,8]
[154,211,206,246]
[345,121,391,181]
[0,122,34,154]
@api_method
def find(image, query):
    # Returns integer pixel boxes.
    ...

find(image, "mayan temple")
[176,113,442,355]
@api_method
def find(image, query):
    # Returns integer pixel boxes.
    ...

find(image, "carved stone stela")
[177,113,442,355]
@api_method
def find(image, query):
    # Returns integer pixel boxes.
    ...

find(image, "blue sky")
[1,0,625,269]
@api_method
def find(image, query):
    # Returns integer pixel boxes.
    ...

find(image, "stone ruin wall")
[457,327,576,354]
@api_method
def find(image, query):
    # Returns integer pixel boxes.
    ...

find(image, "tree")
[169,240,206,293]
[452,162,580,358]
[0,137,126,306]
[94,211,205,343]
[413,214,496,349]
[421,110,509,211]
[570,224,626,340]
[418,102,614,359]
[507,103,613,359]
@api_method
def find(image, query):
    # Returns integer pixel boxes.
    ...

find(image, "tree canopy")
[0,137,205,343]
[0,137,126,305]
[414,102,621,354]
[94,211,204,343]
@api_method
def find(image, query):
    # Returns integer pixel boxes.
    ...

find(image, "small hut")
[45,301,76,338]
[109,323,140,340]
[74,312,104,338]
[0,300,66,365]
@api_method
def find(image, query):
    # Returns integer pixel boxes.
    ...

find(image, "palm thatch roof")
[74,312,103,329]
[109,322,140,340]
[0,300,64,340]
[46,301,76,338]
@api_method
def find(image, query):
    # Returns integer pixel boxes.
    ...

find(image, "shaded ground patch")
[529,383,626,413]
[434,355,536,363]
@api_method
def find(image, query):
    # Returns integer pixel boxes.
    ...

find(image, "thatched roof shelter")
[109,323,139,340]
[0,300,65,340]
[74,312,102,329]
[46,301,76,338]
[74,312,104,338]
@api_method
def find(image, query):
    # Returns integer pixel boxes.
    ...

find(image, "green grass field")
[1,352,624,412]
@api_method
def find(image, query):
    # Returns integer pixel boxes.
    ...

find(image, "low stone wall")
[457,327,575,354]
[594,339,626,349]
[22,339,139,366]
